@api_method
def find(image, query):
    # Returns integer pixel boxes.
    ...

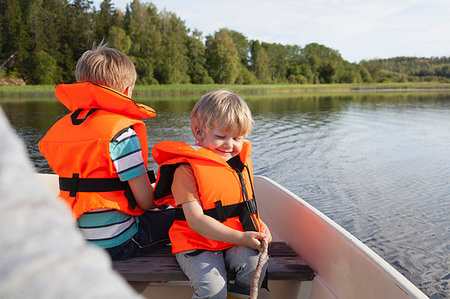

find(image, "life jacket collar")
[55,81,156,120]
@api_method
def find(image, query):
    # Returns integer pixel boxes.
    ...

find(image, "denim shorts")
[107,209,175,260]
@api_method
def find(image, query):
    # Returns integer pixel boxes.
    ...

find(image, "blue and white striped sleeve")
[109,127,147,181]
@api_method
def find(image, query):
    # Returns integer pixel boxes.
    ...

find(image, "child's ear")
[193,128,203,141]
[124,85,133,97]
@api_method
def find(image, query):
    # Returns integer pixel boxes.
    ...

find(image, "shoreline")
[1,83,450,99]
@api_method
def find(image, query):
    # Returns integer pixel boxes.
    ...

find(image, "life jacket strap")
[175,199,257,224]
[70,108,99,125]
[59,170,156,197]
[59,174,128,197]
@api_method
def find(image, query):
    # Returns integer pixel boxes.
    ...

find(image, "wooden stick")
[249,240,268,299]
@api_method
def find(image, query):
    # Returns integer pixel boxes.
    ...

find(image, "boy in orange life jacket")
[152,90,272,298]
[38,41,174,260]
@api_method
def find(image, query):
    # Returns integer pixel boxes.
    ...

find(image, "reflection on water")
[1,92,449,298]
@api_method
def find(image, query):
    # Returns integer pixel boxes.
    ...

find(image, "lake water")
[1,91,449,298]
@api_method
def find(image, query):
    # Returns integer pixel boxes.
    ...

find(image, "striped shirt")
[110,127,147,181]
[77,127,147,248]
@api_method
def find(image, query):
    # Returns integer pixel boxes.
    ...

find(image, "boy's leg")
[176,250,228,299]
[132,208,175,255]
[106,238,140,260]
[107,209,175,260]
[224,245,269,296]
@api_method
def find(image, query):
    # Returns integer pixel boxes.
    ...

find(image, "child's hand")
[241,231,267,252]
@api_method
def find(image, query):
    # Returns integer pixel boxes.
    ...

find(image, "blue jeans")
[107,209,175,260]
[175,245,269,298]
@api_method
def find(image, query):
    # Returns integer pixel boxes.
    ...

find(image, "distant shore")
[1,83,450,99]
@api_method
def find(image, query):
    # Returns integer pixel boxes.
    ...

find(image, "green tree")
[0,0,27,77]
[25,0,67,81]
[318,61,336,83]
[249,40,261,71]
[288,74,308,84]
[436,65,450,78]
[299,64,314,83]
[0,0,23,56]
[125,0,161,84]
[94,0,115,41]
[59,43,76,82]
[302,43,346,83]
[262,42,291,83]
[235,64,257,84]
[32,50,59,84]
[187,30,213,84]
[68,0,95,60]
[361,60,382,82]
[109,26,131,53]
[130,56,155,84]
[156,10,189,84]
[254,47,270,83]
[205,28,240,84]
[229,30,250,68]
[359,65,372,82]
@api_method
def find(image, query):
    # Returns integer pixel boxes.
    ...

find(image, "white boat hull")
[254,175,427,299]
[36,173,427,298]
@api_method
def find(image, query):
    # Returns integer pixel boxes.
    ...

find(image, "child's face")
[196,126,245,161]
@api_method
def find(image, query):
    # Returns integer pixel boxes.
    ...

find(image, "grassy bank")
[1,82,450,98]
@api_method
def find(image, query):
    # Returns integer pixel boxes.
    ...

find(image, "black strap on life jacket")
[59,174,127,197]
[174,199,258,222]
[227,156,259,232]
[59,170,156,209]
[70,108,99,125]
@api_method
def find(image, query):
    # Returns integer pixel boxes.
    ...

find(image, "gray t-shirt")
[0,108,141,299]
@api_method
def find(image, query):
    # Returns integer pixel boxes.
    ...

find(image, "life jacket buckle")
[244,198,257,215]
[69,173,79,197]
[214,201,227,222]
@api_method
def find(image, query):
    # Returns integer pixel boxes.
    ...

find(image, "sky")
[92,0,450,63]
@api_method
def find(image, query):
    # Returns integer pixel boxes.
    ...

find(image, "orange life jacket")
[153,141,262,253]
[39,82,156,219]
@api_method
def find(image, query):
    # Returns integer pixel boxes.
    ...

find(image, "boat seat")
[112,242,315,287]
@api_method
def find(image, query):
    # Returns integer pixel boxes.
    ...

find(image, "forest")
[1,0,450,85]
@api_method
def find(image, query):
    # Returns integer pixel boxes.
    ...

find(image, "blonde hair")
[75,41,136,93]
[191,89,253,137]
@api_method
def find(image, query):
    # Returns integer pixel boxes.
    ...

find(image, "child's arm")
[128,172,157,210]
[110,127,156,210]
[181,200,267,252]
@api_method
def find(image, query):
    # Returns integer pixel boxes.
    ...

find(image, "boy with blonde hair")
[75,42,136,94]
[39,42,174,260]
[152,90,272,298]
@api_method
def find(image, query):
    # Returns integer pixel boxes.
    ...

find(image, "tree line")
[1,0,449,85]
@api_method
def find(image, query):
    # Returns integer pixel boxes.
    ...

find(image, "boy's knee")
[226,246,261,271]
[193,274,227,298]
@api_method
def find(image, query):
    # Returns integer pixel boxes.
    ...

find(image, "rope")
[249,240,268,299]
